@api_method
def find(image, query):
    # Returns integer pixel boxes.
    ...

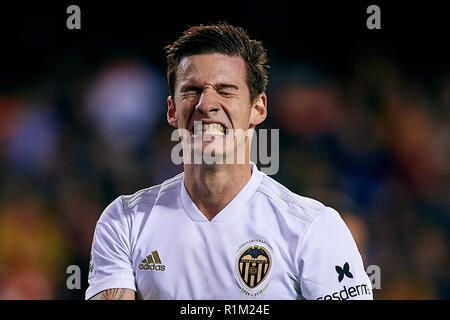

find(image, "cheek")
[229,109,252,130]
[174,101,193,122]
[236,103,252,120]
[178,113,190,127]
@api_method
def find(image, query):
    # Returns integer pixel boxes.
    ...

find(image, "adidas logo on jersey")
[139,250,166,271]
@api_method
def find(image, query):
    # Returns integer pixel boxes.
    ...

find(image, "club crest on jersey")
[237,245,271,289]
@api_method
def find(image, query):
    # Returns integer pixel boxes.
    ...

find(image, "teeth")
[201,123,224,135]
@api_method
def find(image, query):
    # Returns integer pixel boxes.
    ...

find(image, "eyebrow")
[180,83,239,92]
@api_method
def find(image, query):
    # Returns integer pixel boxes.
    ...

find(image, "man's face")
[167,53,266,163]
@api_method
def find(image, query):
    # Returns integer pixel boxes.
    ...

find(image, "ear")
[249,93,267,127]
[167,96,178,128]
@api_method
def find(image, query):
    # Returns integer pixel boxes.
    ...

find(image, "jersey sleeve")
[85,196,136,300]
[297,207,373,300]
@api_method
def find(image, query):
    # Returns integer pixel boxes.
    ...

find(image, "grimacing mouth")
[188,121,232,136]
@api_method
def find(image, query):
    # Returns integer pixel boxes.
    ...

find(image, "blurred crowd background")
[0,2,448,299]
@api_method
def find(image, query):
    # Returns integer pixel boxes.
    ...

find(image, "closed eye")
[218,91,235,97]
[180,85,202,95]
[215,84,239,95]
[180,83,239,97]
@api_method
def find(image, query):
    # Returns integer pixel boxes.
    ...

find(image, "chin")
[183,141,235,165]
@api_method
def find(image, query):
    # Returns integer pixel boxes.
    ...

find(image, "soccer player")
[86,23,373,300]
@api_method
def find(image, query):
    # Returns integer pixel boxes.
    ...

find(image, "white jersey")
[86,163,373,300]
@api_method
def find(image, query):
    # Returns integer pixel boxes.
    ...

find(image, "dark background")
[1,1,448,89]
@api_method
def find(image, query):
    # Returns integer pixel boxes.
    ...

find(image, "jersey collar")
[180,162,264,223]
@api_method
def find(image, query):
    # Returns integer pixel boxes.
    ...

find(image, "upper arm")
[89,288,136,300]
[85,197,137,300]
[298,207,373,300]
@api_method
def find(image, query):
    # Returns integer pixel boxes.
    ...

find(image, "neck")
[184,163,252,221]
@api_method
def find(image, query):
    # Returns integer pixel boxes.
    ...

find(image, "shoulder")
[123,172,184,209]
[98,172,184,224]
[256,174,337,225]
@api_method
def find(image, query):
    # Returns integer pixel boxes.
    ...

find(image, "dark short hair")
[164,22,269,103]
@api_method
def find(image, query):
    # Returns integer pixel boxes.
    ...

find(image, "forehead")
[177,53,247,87]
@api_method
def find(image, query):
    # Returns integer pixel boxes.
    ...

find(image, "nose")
[195,88,220,114]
